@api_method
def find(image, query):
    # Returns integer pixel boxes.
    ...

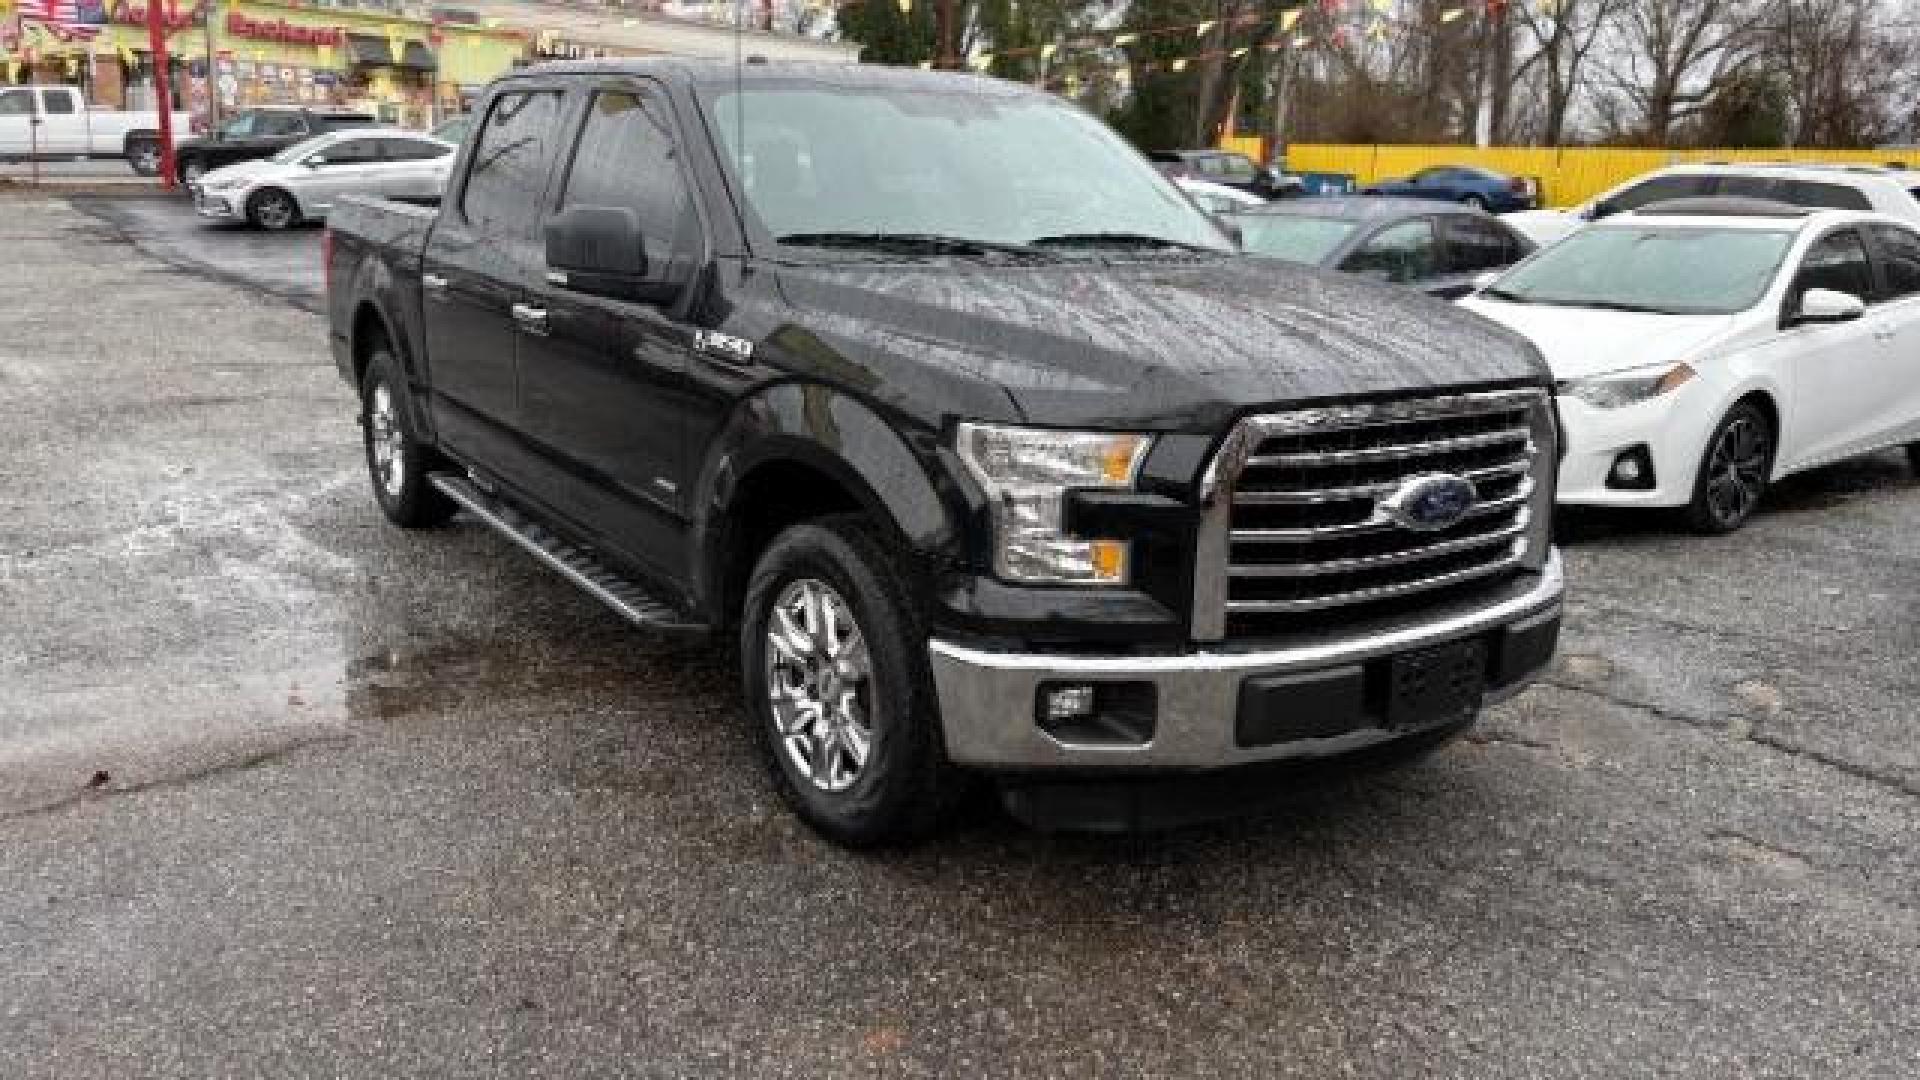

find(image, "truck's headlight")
[955,423,1151,585]
[1557,362,1695,410]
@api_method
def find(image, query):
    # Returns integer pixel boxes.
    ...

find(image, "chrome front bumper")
[929,550,1563,773]
[192,188,240,219]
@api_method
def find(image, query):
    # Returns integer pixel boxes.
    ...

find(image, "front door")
[421,85,566,488]
[1777,227,1887,469]
[287,137,388,216]
[515,79,701,580]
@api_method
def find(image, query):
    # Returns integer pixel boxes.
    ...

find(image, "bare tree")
[1763,0,1915,147]
[1600,0,1765,143]
[1507,0,1624,145]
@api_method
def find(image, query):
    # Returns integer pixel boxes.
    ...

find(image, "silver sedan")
[192,128,456,230]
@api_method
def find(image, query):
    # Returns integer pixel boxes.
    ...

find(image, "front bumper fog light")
[1034,681,1157,746]
[1608,445,1656,490]
[1044,684,1097,722]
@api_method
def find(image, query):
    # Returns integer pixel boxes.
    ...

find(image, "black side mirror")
[1587,199,1620,221]
[545,204,679,303]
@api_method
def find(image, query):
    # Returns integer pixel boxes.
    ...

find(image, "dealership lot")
[2,193,1917,1077]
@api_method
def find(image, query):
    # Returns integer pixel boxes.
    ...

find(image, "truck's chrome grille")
[1192,389,1555,640]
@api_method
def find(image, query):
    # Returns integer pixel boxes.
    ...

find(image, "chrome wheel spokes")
[1706,416,1767,526]
[764,578,874,793]
[368,383,406,497]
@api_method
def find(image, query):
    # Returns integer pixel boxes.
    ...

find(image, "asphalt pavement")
[3,192,1918,1078]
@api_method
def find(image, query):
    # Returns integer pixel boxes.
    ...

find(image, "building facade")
[2,0,526,130]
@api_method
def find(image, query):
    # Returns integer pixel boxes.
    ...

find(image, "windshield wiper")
[1580,300,1685,315]
[1479,287,1534,304]
[1027,231,1216,253]
[774,232,1054,263]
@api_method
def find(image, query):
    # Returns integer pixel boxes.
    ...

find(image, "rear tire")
[126,138,160,177]
[247,187,299,231]
[1907,443,1920,475]
[361,349,456,529]
[1683,400,1774,534]
[740,515,961,847]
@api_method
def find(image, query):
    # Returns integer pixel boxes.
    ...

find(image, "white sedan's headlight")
[1557,362,1696,410]
[201,175,240,191]
[956,423,1151,585]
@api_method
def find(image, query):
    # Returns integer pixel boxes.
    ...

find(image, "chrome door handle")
[422,272,448,292]
[1873,328,1897,341]
[511,303,549,335]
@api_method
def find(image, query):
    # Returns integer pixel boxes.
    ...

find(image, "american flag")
[22,0,106,39]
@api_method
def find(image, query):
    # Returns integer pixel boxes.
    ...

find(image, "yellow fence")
[1222,141,1909,208]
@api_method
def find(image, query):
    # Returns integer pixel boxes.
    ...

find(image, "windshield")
[700,83,1230,254]
[270,134,333,164]
[1234,215,1360,265]
[1487,225,1793,314]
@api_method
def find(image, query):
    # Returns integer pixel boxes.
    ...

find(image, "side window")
[461,89,564,237]
[1609,174,1714,211]
[560,86,695,266]
[259,113,307,138]
[42,91,76,116]
[1713,175,1785,202]
[0,90,34,116]
[385,139,451,161]
[1219,155,1256,182]
[1783,180,1871,211]
[1195,155,1229,178]
[318,139,383,165]
[1437,214,1520,274]
[1341,218,1439,284]
[1869,223,1920,300]
[1794,229,1874,304]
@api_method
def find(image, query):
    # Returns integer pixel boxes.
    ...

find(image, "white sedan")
[1174,176,1267,216]
[1462,203,1920,532]
[192,128,456,230]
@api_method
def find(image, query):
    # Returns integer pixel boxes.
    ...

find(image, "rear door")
[381,136,456,199]
[1777,227,1889,468]
[421,83,566,487]
[515,78,704,577]
[1862,222,1920,447]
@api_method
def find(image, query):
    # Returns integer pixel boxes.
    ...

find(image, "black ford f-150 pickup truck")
[326,59,1564,845]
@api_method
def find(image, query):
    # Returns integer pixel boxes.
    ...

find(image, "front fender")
[690,382,965,618]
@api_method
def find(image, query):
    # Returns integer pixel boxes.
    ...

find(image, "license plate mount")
[1386,639,1488,731]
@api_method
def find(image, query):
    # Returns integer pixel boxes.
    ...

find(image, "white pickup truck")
[0,86,192,176]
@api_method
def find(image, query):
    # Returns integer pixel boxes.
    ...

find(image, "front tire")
[740,516,960,847]
[247,187,299,231]
[361,349,456,529]
[1684,400,1774,534]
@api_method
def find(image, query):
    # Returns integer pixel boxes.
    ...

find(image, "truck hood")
[1458,297,1737,380]
[772,257,1547,432]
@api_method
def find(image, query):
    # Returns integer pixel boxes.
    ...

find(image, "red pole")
[147,0,176,188]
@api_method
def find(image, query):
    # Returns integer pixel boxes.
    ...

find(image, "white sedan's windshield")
[702,84,1230,252]
[271,134,334,164]
[1491,226,1794,314]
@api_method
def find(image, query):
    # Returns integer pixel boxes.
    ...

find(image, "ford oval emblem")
[1380,473,1477,532]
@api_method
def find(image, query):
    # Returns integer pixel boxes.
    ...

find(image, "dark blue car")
[1364,166,1539,214]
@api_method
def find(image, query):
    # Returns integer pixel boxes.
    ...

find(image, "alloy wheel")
[764,578,874,793]
[1704,414,1768,527]
[367,382,407,498]
[254,192,295,230]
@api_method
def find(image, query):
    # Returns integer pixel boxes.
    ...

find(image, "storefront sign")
[108,0,203,31]
[226,9,343,47]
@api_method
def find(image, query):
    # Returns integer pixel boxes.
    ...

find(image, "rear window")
[1783,180,1871,211]
[1609,174,1716,211]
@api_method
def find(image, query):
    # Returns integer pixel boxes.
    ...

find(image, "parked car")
[0,85,191,177]
[193,129,455,230]
[1365,166,1539,214]
[1149,149,1300,199]
[1231,196,1534,298]
[328,60,1563,844]
[1462,198,1920,533]
[1504,162,1920,248]
[171,106,379,187]
[1174,176,1264,216]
